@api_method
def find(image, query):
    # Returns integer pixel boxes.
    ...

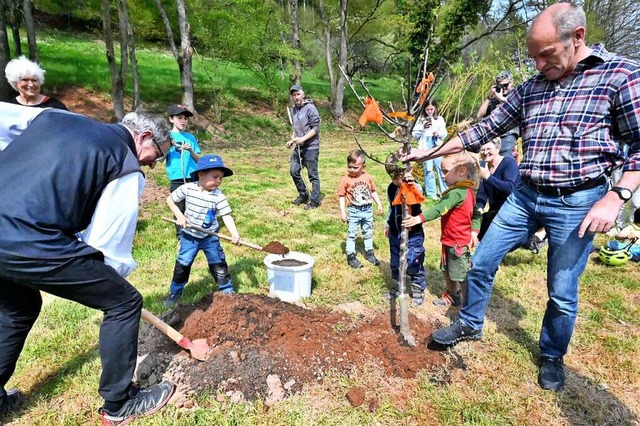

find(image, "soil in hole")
[136,293,445,404]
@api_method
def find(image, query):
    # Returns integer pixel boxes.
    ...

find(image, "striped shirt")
[171,182,232,238]
[460,44,640,188]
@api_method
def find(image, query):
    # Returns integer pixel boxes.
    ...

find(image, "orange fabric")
[388,111,414,120]
[392,182,426,206]
[358,97,383,127]
[416,73,435,106]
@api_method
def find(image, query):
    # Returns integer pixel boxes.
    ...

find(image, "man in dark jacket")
[0,103,175,424]
[286,84,322,209]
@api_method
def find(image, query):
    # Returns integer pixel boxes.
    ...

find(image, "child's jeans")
[346,204,374,255]
[170,232,232,295]
[389,231,426,294]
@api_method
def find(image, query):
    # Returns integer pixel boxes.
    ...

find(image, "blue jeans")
[290,148,320,204]
[389,231,426,293]
[171,233,228,295]
[423,137,448,198]
[462,180,607,358]
[346,204,374,254]
[499,133,517,158]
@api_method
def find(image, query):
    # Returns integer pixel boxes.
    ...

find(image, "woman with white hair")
[4,56,67,110]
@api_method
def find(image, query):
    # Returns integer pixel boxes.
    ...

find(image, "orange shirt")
[337,172,378,207]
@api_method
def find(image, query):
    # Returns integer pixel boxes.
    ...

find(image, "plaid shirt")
[460,45,640,188]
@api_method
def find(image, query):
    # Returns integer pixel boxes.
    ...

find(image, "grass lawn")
[3,31,640,426]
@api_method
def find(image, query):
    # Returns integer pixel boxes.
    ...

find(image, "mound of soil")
[136,293,445,406]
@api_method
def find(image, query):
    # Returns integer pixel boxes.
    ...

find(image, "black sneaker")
[304,201,320,210]
[0,388,23,419]
[99,381,175,425]
[363,250,380,266]
[347,254,362,269]
[431,319,482,345]
[538,356,565,391]
[291,195,309,205]
[164,293,181,308]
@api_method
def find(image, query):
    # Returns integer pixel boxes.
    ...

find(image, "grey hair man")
[0,103,175,424]
[403,2,640,392]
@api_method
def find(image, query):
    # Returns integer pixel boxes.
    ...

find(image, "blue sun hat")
[190,154,234,179]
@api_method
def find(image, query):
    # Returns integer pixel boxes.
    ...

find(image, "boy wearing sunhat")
[165,104,202,238]
[165,154,240,307]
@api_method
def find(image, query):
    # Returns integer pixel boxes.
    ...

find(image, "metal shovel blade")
[141,309,210,361]
[177,337,210,362]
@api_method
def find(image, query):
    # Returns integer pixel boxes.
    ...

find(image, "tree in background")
[288,0,302,85]
[0,1,13,101]
[100,0,139,119]
[23,0,38,61]
[584,0,639,60]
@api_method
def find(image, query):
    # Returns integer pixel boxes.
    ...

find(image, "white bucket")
[264,251,314,303]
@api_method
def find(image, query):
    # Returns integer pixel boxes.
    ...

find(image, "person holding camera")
[476,71,519,159]
[165,104,202,238]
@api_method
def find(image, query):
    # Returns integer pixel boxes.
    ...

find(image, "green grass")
[4,32,640,426]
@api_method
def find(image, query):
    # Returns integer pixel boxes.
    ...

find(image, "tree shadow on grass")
[487,285,638,425]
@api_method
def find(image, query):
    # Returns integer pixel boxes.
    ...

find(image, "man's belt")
[523,175,607,197]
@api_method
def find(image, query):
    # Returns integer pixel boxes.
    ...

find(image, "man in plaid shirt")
[405,2,640,391]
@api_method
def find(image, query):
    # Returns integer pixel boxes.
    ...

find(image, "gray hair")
[121,112,172,147]
[5,56,46,90]
[527,3,586,44]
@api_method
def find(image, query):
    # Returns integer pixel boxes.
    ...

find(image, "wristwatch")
[611,186,632,201]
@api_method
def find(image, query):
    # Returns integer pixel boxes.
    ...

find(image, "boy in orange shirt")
[337,150,384,268]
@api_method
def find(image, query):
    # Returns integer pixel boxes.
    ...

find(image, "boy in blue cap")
[165,154,240,307]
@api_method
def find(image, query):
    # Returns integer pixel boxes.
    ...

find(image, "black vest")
[0,110,140,260]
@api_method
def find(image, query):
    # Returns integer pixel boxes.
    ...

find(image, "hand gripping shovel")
[141,308,209,361]
[162,217,290,255]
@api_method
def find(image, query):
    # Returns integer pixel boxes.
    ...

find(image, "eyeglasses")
[152,139,168,162]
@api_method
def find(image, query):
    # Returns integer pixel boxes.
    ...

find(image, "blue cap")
[290,84,303,93]
[190,154,234,179]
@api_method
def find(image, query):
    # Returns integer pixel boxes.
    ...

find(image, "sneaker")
[538,356,565,391]
[433,290,462,307]
[363,250,380,266]
[0,389,23,419]
[99,381,175,426]
[383,289,399,301]
[431,319,482,345]
[347,254,362,269]
[163,293,181,308]
[412,294,425,306]
[304,201,320,210]
[291,195,309,205]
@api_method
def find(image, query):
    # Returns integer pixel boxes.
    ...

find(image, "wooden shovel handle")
[162,217,263,251]
[141,308,184,344]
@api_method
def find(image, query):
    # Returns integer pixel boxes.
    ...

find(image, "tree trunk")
[330,0,348,119]
[176,0,194,112]
[101,0,125,120]
[127,20,141,111]
[118,0,140,110]
[0,2,14,101]
[22,0,37,61]
[288,0,301,85]
[7,1,22,57]
[317,0,335,99]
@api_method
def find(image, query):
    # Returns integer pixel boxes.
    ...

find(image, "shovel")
[162,217,290,255]
[140,308,209,361]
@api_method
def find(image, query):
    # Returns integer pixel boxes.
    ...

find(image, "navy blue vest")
[0,110,140,260]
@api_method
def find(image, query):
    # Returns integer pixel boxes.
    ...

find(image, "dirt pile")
[136,293,445,405]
